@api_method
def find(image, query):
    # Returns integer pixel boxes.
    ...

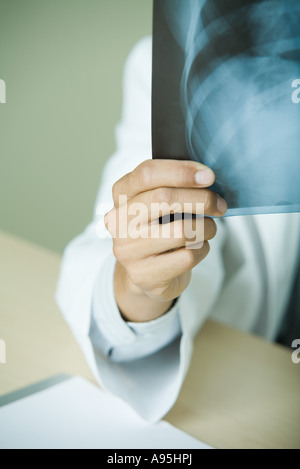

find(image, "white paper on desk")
[0,377,211,449]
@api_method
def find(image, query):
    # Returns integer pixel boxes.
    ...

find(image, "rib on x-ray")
[152,0,300,216]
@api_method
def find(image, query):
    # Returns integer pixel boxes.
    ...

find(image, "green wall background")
[0,0,152,253]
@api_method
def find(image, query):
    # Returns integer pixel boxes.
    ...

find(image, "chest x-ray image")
[152,0,300,216]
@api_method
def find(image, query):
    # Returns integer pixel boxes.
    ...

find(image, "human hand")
[105,159,227,322]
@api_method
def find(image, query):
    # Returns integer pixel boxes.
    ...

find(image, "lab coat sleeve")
[90,250,182,362]
[55,37,229,422]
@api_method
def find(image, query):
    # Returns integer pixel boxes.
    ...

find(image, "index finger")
[112,159,215,205]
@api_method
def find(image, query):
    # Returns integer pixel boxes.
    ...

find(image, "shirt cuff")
[90,252,182,362]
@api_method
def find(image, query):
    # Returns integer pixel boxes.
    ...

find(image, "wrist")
[114,262,174,323]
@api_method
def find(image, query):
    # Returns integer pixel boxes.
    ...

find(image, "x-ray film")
[152,0,300,216]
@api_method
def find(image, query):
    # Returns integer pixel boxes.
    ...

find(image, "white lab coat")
[56,37,300,423]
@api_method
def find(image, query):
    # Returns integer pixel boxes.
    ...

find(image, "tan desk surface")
[0,230,299,449]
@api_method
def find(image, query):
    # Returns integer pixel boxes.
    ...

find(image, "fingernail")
[195,170,214,185]
[217,195,227,214]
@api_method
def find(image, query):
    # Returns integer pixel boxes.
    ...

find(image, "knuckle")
[127,265,144,288]
[112,181,119,203]
[152,187,173,206]
[112,243,124,261]
[203,189,214,213]
[138,161,153,187]
[174,168,187,186]
[105,209,117,236]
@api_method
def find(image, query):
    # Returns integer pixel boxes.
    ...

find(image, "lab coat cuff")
[92,253,136,347]
[127,299,180,337]
[92,252,182,349]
